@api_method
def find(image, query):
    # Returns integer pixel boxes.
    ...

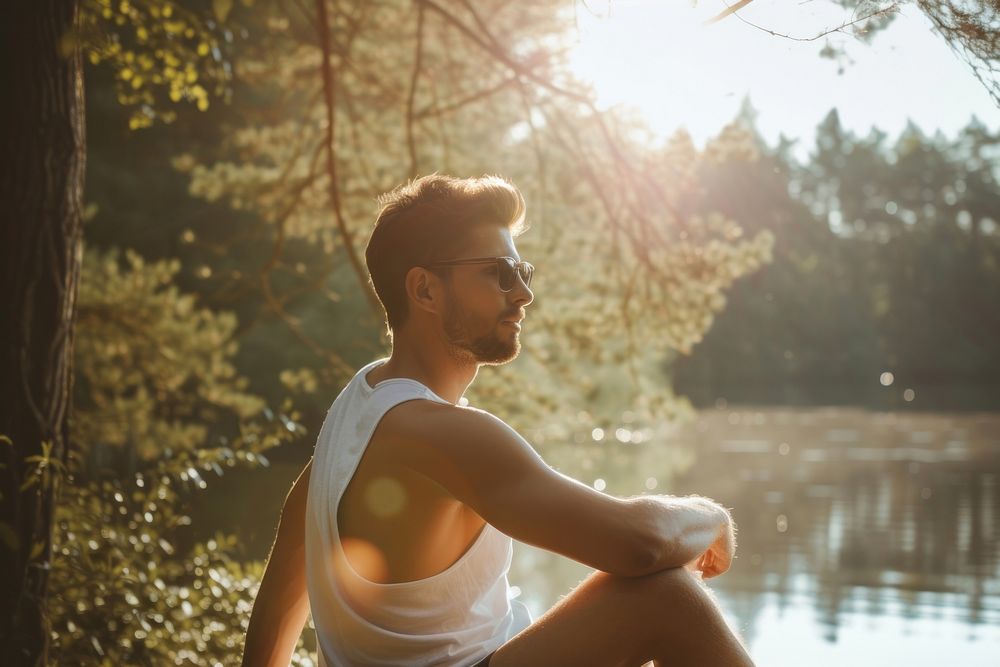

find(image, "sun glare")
[567,0,999,157]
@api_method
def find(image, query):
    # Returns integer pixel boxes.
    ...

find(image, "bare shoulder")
[381,399,515,443]
[374,399,546,505]
[377,399,530,462]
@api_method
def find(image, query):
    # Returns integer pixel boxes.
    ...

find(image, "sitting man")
[241,174,754,667]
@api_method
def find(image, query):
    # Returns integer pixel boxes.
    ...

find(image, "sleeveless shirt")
[305,358,532,666]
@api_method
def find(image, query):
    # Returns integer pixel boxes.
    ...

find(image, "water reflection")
[514,408,1000,665]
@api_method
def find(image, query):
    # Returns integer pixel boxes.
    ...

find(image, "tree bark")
[0,0,85,664]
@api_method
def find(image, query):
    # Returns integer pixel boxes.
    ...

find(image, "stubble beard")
[442,300,520,366]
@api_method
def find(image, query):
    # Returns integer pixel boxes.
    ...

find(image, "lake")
[508,407,1000,666]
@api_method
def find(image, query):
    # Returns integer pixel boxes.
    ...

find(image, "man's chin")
[470,337,520,366]
[478,347,520,366]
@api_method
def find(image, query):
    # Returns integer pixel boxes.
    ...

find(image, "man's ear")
[404,266,443,316]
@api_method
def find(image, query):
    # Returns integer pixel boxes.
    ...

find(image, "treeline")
[674,104,1000,410]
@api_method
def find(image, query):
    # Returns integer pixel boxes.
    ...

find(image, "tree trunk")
[0,0,85,664]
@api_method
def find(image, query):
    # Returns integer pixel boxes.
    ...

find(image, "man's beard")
[442,300,520,365]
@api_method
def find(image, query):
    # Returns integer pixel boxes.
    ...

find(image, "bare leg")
[491,567,753,667]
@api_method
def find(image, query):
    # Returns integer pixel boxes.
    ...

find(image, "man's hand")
[684,503,736,579]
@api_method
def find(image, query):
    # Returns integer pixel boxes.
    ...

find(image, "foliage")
[49,249,311,665]
[800,112,1000,377]
[78,0,246,129]
[75,249,264,464]
[914,0,999,107]
[674,108,1000,405]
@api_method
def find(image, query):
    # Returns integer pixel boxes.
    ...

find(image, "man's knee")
[586,568,732,661]
[615,565,704,594]
[603,567,721,624]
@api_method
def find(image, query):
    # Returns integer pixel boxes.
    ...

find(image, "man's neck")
[368,335,478,405]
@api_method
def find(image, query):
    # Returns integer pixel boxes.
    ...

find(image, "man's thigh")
[489,567,746,667]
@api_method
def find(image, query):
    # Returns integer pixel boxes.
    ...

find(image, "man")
[242,174,754,667]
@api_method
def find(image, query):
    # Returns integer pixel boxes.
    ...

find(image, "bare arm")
[241,460,312,667]
[383,403,733,578]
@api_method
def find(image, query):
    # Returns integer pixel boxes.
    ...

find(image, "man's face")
[438,226,534,366]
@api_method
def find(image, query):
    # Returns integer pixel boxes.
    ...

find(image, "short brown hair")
[365,173,528,334]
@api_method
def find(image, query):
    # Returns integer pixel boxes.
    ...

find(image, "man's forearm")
[628,494,732,576]
[242,461,312,667]
[242,547,310,667]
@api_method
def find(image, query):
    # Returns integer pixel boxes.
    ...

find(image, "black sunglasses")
[427,256,534,292]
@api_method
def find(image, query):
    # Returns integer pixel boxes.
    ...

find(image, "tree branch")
[314,0,382,317]
[406,2,426,178]
[709,0,901,42]
[414,75,519,120]
[418,0,591,104]
[702,0,756,27]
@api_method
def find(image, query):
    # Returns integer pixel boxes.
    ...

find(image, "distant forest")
[675,103,1000,411]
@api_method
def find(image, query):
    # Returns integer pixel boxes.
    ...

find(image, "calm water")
[510,407,1000,666]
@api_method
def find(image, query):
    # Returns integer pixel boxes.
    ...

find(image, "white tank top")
[305,358,532,666]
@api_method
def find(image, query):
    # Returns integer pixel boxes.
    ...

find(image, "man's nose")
[511,275,533,307]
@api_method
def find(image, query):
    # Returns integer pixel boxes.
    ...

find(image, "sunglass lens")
[497,259,533,291]
[519,263,533,288]
[498,259,515,291]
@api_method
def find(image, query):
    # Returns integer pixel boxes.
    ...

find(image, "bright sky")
[566,0,1000,160]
